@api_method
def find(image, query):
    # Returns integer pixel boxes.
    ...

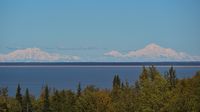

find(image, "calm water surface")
[0,64,200,96]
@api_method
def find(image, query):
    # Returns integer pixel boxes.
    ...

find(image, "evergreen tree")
[0,87,8,112]
[42,85,50,112]
[112,75,121,89]
[121,82,124,90]
[51,90,60,112]
[125,80,129,89]
[0,67,199,112]
[76,90,113,112]
[136,70,169,111]
[64,90,76,112]
[149,65,159,81]
[15,84,23,111]
[139,66,149,81]
[23,88,33,112]
[77,82,81,97]
[51,89,76,112]
[165,74,200,112]
[111,75,121,102]
[139,66,149,88]
[116,75,121,88]
[7,98,22,112]
[0,87,8,101]
[166,66,177,89]
[134,80,140,92]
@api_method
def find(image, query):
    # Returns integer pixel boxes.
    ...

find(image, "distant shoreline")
[0,65,200,68]
[0,62,200,67]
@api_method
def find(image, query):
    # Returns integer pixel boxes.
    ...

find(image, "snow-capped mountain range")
[0,43,199,62]
[104,43,200,61]
[0,48,79,62]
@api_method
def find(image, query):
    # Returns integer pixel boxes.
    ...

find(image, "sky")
[0,0,200,62]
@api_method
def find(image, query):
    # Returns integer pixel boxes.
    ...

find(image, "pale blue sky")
[0,0,200,61]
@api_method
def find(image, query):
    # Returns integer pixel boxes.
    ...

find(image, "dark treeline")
[0,66,200,112]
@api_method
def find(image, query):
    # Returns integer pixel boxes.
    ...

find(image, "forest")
[0,66,200,112]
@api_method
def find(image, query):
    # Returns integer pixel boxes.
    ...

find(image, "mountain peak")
[0,48,80,62]
[145,43,161,49]
[104,43,200,61]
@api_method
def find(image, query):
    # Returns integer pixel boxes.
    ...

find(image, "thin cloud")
[0,48,80,62]
[104,43,200,61]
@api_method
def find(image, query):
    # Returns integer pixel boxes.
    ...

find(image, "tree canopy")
[0,66,200,112]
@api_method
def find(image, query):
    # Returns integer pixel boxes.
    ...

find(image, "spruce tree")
[125,80,129,88]
[166,66,177,88]
[121,82,124,90]
[139,66,149,81]
[42,85,50,112]
[51,90,61,112]
[116,75,121,88]
[112,75,121,101]
[149,65,159,81]
[0,87,8,112]
[15,84,22,105]
[77,82,81,97]
[112,75,121,89]
[23,88,32,112]
[16,84,23,108]
[112,75,116,89]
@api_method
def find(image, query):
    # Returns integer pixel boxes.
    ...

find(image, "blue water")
[0,62,200,96]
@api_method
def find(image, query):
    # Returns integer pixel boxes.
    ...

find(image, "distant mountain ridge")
[104,43,200,61]
[0,43,200,62]
[0,62,200,66]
